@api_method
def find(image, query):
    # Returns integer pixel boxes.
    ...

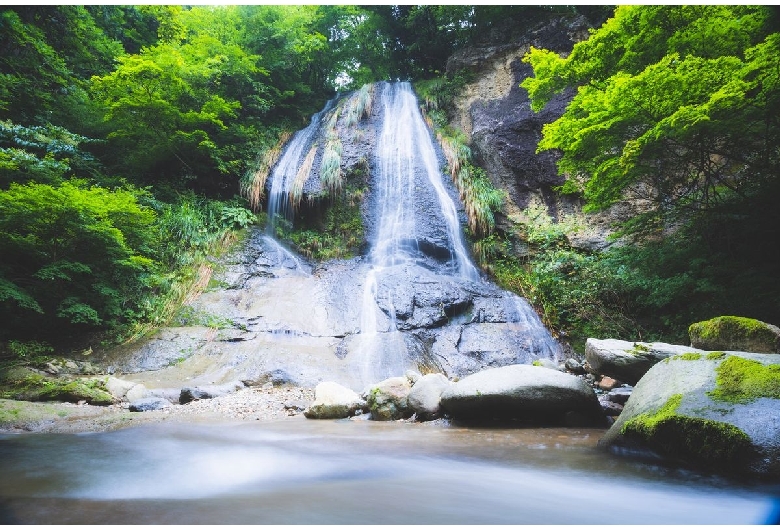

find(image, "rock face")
[408,373,452,420]
[366,376,414,421]
[440,364,604,426]
[304,381,366,419]
[689,316,780,354]
[95,80,563,394]
[585,338,705,385]
[599,351,780,477]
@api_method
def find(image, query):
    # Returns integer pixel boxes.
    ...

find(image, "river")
[1,419,777,524]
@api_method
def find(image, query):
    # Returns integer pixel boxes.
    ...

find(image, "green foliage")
[344,84,375,127]
[709,356,780,404]
[285,185,366,261]
[670,353,703,361]
[172,306,234,330]
[1,373,114,405]
[0,121,98,188]
[319,108,343,192]
[0,181,157,338]
[522,6,779,222]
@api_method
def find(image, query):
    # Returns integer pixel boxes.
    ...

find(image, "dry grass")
[241,131,292,212]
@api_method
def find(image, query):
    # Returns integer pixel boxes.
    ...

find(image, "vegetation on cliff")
[490,5,780,347]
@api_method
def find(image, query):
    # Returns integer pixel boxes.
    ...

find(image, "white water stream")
[266,98,335,235]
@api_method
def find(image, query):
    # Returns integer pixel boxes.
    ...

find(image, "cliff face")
[445,16,625,251]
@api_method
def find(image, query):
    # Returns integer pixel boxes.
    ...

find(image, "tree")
[0,181,157,339]
[521,6,779,229]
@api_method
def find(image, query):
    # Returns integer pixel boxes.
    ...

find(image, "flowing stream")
[0,420,777,524]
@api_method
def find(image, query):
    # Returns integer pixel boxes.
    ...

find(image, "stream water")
[0,420,778,525]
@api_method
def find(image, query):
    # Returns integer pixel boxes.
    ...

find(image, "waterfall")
[259,81,560,387]
[263,99,336,274]
[370,82,479,280]
[266,98,335,235]
[353,82,481,383]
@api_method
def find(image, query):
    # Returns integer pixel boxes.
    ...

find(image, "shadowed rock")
[440,364,604,426]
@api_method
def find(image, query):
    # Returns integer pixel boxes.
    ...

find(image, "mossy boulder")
[1,371,115,406]
[366,376,414,421]
[599,350,780,477]
[689,316,780,354]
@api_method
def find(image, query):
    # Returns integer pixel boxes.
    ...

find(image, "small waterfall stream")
[266,98,335,234]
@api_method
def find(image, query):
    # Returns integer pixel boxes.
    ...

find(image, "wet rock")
[408,373,452,421]
[598,395,624,417]
[564,358,586,374]
[179,381,245,404]
[243,369,296,388]
[440,364,605,426]
[304,381,366,419]
[129,397,171,412]
[585,338,705,385]
[366,376,414,421]
[599,351,780,478]
[607,387,633,405]
[42,358,101,376]
[146,388,181,404]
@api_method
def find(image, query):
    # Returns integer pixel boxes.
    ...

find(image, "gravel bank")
[0,385,315,434]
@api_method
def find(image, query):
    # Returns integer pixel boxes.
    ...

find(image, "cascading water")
[352,82,560,384]
[370,82,478,280]
[262,99,337,274]
[248,81,561,387]
[266,98,335,234]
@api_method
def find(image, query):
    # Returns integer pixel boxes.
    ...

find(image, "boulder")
[408,373,452,421]
[179,381,245,404]
[599,351,780,477]
[598,376,621,391]
[689,316,780,354]
[366,376,414,421]
[585,338,705,385]
[440,364,605,426]
[304,382,366,419]
[105,376,148,402]
[129,397,172,412]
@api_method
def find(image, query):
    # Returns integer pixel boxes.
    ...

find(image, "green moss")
[708,356,780,404]
[1,374,114,405]
[706,351,727,360]
[621,393,753,468]
[670,352,702,361]
[624,342,652,356]
[689,316,778,353]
